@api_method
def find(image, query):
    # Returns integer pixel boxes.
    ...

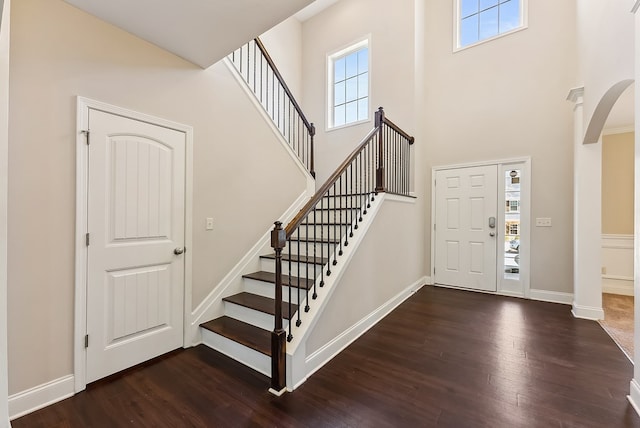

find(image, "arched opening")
[584,79,635,145]
[599,82,635,361]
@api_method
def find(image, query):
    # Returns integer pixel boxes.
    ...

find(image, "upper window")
[328,39,369,129]
[456,0,526,49]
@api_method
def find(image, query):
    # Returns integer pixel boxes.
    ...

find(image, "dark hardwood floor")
[13,286,640,427]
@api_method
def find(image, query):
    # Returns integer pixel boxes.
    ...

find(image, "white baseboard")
[629,379,640,417]
[9,375,74,420]
[602,277,634,296]
[529,289,574,305]
[571,302,605,320]
[304,277,427,380]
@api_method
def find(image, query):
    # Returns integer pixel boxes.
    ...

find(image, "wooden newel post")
[269,221,287,394]
[310,123,316,179]
[375,107,385,193]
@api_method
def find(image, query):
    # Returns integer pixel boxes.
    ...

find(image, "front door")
[86,108,186,383]
[434,165,498,292]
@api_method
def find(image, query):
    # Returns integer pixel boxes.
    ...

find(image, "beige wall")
[422,0,578,293]
[8,0,305,394]
[0,0,9,424]
[306,198,425,355]
[576,1,635,133]
[260,17,303,102]
[301,0,416,185]
[602,132,635,235]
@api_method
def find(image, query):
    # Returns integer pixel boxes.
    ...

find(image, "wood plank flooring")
[13,286,640,427]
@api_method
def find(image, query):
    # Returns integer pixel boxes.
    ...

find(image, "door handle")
[174,247,185,255]
[488,217,496,229]
[489,232,495,237]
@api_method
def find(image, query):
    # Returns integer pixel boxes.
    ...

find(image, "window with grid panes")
[329,41,369,128]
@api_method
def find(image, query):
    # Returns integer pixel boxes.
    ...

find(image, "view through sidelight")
[504,169,520,280]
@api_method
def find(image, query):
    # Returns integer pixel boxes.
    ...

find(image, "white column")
[0,0,9,425]
[568,87,605,320]
[628,1,640,416]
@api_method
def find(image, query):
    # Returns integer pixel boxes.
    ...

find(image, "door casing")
[74,97,193,393]
[431,157,531,299]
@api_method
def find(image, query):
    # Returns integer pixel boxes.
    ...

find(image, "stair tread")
[261,253,328,265]
[223,292,298,320]
[200,316,271,356]
[243,271,314,290]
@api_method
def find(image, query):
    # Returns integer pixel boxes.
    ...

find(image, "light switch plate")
[206,218,214,230]
[535,217,552,227]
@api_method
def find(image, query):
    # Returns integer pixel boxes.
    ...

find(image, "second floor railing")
[230,38,315,177]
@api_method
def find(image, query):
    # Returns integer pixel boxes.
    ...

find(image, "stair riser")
[243,277,313,304]
[224,301,290,331]
[200,328,270,377]
[260,258,323,278]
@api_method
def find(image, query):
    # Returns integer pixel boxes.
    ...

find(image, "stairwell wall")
[300,0,417,186]
[8,0,306,396]
[297,0,427,370]
[421,0,578,294]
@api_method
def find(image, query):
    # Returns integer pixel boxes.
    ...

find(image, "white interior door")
[86,108,186,383]
[434,165,498,292]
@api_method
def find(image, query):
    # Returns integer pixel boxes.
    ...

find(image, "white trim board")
[629,379,640,418]
[602,278,634,296]
[529,289,573,305]
[8,375,74,421]
[305,277,427,381]
[74,97,194,393]
[601,234,634,296]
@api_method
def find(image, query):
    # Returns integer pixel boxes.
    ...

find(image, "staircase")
[200,194,364,378]
[198,38,415,393]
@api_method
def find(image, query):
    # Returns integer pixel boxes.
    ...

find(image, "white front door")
[86,109,186,383]
[434,165,498,292]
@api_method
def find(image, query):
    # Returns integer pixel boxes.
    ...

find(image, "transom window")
[328,39,369,129]
[457,0,526,49]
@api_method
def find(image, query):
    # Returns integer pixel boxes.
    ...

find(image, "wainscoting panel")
[601,234,634,296]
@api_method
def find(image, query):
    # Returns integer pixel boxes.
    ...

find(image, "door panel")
[87,109,185,383]
[435,165,498,291]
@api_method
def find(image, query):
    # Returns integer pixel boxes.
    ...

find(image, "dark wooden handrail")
[254,37,314,135]
[383,117,415,145]
[284,126,379,238]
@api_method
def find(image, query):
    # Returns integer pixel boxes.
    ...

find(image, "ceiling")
[64,0,314,68]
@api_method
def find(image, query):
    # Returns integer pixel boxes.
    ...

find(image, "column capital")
[566,87,585,104]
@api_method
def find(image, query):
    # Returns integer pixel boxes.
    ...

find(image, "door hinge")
[434,223,436,231]
[85,233,90,246]
[434,267,436,275]
[81,130,90,145]
[84,334,89,348]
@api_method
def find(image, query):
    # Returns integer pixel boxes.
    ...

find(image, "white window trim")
[326,36,371,132]
[453,0,529,52]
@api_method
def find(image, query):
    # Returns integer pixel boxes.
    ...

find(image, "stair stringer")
[188,188,313,347]
[283,192,387,391]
